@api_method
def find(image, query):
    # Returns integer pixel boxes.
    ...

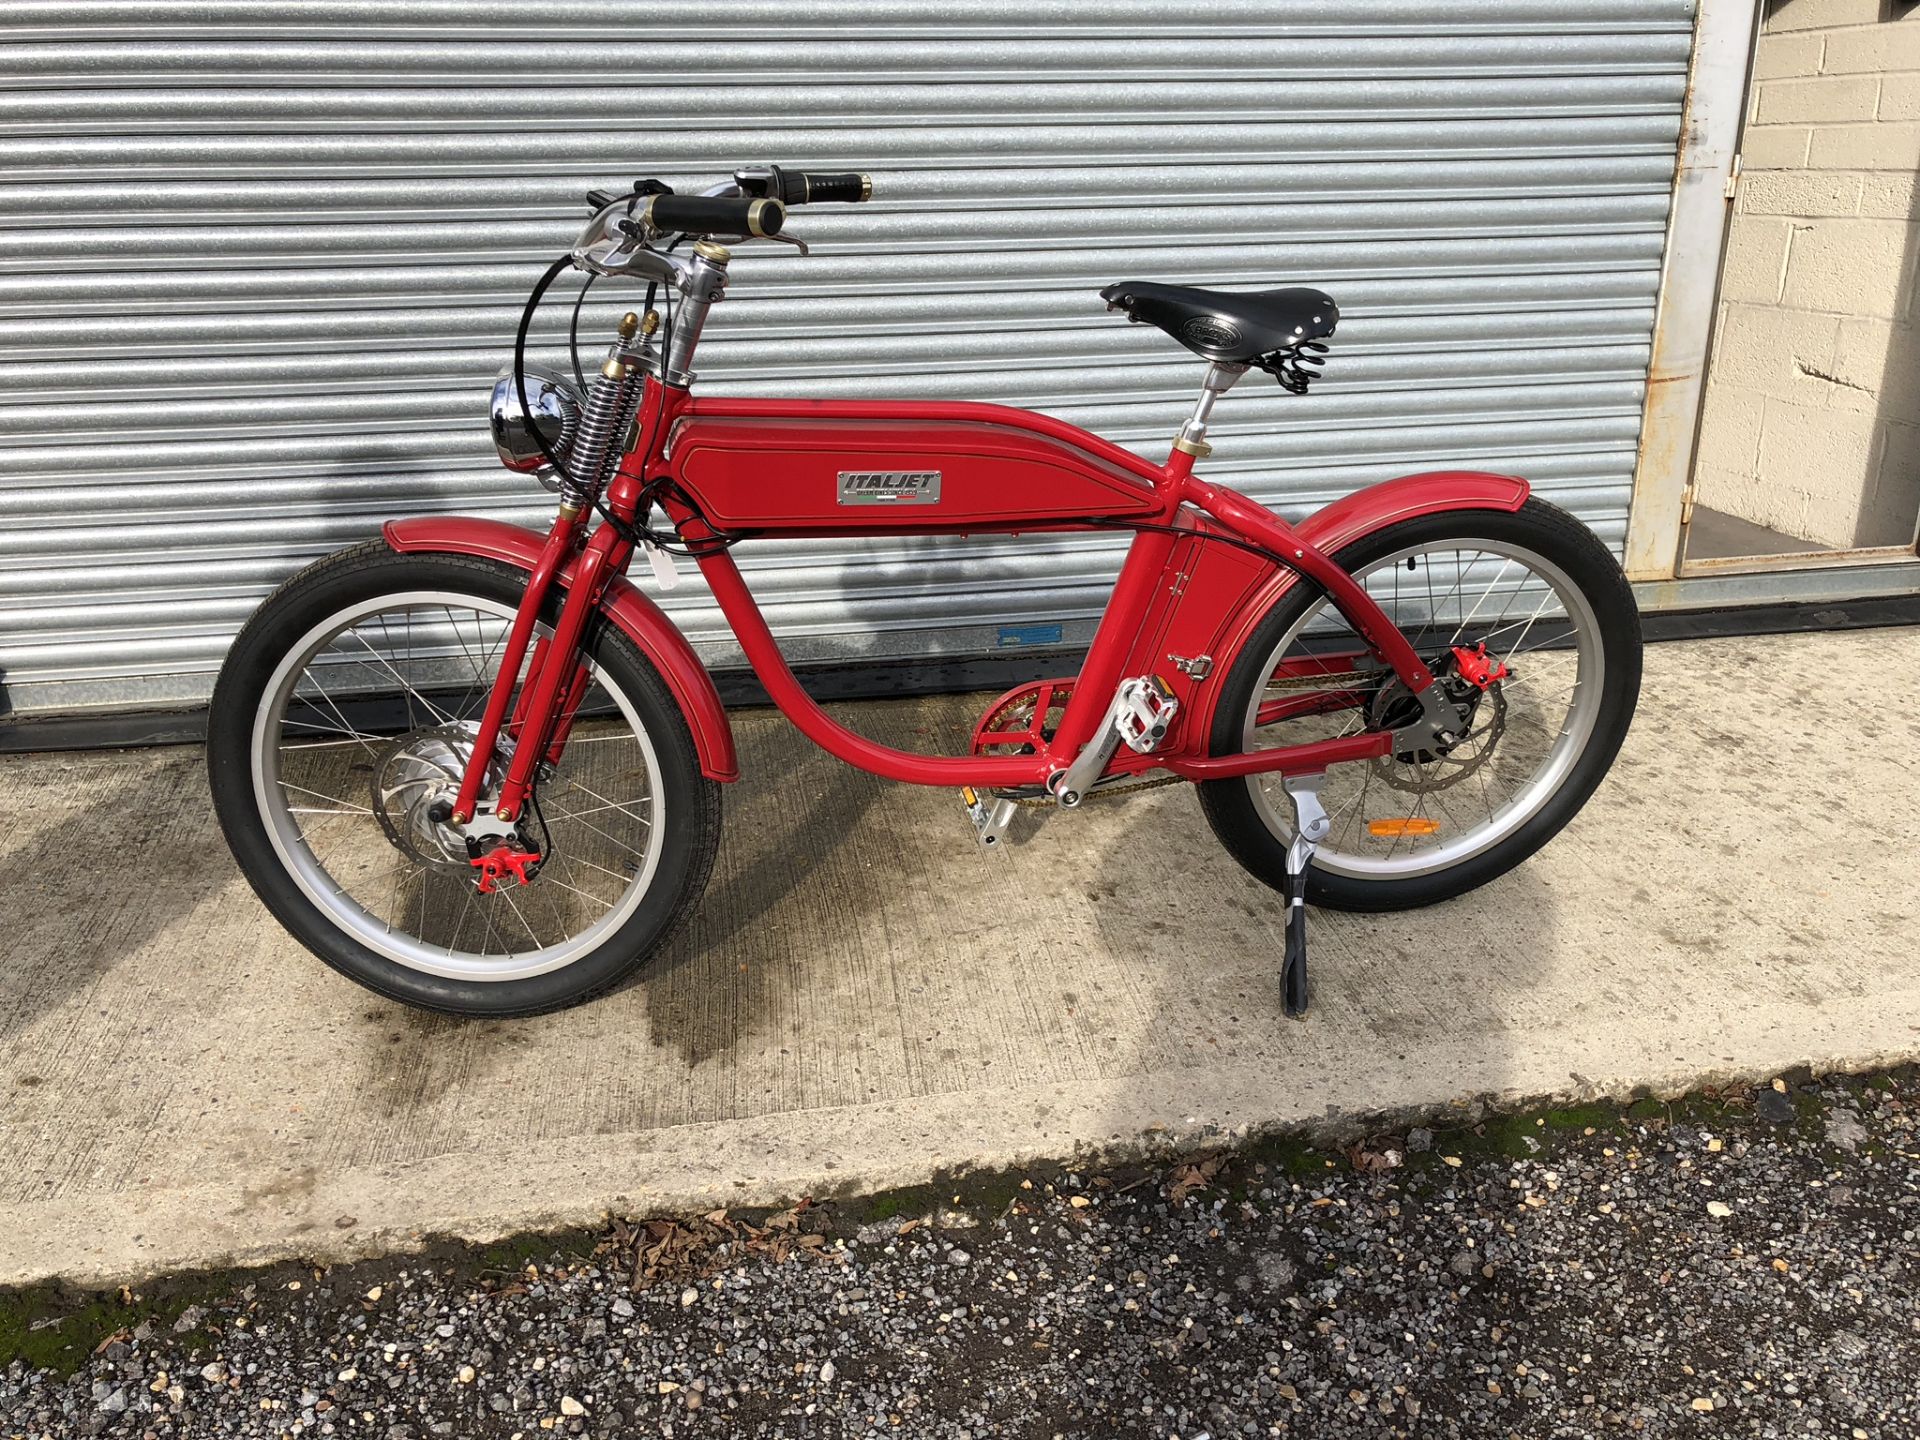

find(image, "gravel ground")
[4,1068,1917,1440]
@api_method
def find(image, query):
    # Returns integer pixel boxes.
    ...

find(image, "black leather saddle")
[1100,281,1338,393]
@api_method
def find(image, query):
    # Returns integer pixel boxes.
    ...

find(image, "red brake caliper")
[470,844,542,894]
[1448,641,1511,690]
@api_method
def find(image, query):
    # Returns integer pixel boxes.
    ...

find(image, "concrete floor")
[3,627,1918,1288]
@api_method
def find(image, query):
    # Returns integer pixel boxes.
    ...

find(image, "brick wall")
[1693,0,1920,550]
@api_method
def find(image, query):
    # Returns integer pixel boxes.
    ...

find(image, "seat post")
[1172,361,1249,460]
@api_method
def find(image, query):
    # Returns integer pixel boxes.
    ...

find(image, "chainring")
[966,677,1183,808]
[970,678,1074,757]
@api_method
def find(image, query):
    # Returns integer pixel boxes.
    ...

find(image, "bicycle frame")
[397,369,1530,826]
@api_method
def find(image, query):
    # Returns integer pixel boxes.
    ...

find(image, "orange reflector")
[1368,818,1441,837]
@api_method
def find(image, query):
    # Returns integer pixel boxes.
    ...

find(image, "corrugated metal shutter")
[0,0,1693,715]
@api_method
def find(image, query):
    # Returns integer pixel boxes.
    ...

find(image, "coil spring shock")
[558,364,639,510]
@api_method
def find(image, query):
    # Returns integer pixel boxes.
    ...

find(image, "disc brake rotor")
[1366,673,1507,793]
[371,723,497,872]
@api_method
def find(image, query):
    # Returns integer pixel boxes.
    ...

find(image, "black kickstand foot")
[1280,774,1327,1021]
[1282,866,1310,1019]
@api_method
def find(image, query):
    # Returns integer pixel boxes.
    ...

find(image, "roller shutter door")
[0,1,1694,715]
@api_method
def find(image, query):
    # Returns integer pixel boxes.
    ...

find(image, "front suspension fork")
[447,508,580,824]
[448,509,618,826]
[493,531,626,824]
[454,374,677,825]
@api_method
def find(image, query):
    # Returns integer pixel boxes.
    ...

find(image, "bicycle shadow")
[0,745,230,1050]
[1076,778,1568,1114]
[627,699,895,1067]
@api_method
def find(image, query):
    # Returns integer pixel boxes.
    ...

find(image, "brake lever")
[761,230,810,257]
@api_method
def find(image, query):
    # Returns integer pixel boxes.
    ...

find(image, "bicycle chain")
[986,661,1506,810]
[984,669,1391,811]
[992,771,1190,811]
[1262,668,1389,693]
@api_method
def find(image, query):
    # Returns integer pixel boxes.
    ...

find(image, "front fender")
[1191,470,1531,750]
[382,516,738,782]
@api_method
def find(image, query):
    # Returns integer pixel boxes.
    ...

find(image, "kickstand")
[1281,774,1330,1019]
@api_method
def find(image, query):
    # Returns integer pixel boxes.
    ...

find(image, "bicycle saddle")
[1100,280,1338,392]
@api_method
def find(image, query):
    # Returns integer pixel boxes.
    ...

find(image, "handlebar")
[762,168,870,206]
[572,166,871,285]
[584,167,871,235]
[640,193,785,239]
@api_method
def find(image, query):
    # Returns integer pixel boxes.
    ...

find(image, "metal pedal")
[1115,675,1179,754]
[960,786,1018,849]
[1049,676,1180,807]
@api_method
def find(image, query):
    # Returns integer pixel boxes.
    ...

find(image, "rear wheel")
[1199,498,1639,912]
[207,543,721,1015]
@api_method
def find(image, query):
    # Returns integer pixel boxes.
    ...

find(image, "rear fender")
[1187,470,1530,751]
[382,517,738,782]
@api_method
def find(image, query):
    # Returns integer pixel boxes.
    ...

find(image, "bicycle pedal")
[959,785,1018,849]
[1115,675,1179,754]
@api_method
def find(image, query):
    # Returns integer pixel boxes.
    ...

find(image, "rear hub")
[1368,642,1511,786]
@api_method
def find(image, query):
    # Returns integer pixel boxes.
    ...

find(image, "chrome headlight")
[489,365,581,480]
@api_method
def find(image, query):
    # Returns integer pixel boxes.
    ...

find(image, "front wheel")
[207,542,721,1016]
[1199,497,1640,912]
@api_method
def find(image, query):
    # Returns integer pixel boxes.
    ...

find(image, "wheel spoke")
[344,628,456,726]
[251,591,665,981]
[1243,528,1605,884]
[1447,556,1515,644]
[541,873,617,912]
[544,777,653,828]
[495,884,544,951]
[278,779,371,814]
[293,672,380,758]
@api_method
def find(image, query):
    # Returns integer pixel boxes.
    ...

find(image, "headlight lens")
[489,366,581,480]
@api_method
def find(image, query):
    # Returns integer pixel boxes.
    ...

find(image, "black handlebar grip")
[643,193,785,238]
[781,171,871,205]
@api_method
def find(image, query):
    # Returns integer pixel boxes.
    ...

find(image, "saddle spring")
[1256,339,1330,396]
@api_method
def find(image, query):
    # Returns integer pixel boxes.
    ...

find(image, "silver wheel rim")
[249,589,666,981]
[1240,537,1604,880]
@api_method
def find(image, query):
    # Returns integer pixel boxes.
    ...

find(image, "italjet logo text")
[837,470,942,505]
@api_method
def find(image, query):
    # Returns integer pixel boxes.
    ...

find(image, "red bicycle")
[208,167,1641,1019]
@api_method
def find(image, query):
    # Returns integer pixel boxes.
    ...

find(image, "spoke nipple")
[450,809,470,825]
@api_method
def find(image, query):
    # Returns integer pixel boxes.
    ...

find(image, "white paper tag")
[643,539,681,590]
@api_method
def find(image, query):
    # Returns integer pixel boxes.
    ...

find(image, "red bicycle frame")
[390,375,1528,821]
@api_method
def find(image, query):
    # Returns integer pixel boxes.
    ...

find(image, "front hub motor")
[371,723,506,872]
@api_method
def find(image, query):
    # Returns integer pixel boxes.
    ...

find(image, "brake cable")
[513,253,583,490]
[567,270,596,392]
[513,246,743,559]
